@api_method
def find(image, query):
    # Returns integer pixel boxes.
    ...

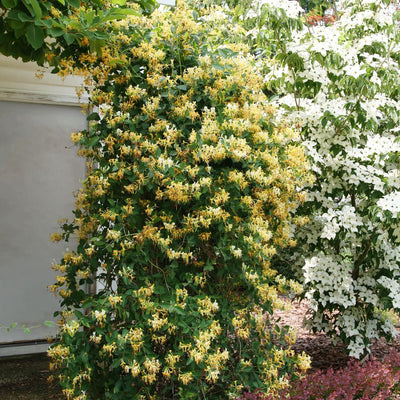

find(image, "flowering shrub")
[236,0,400,357]
[48,2,312,399]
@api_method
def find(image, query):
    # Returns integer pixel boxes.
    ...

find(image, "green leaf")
[82,299,95,308]
[67,0,81,8]
[93,38,105,55]
[112,0,127,5]
[41,19,53,28]
[217,47,235,57]
[84,9,96,25]
[12,10,32,23]
[87,112,100,121]
[24,327,31,334]
[56,0,65,4]
[48,27,65,37]
[26,0,42,19]
[286,52,304,71]
[92,31,109,40]
[9,19,25,33]
[44,321,54,327]
[101,8,139,23]
[111,8,139,16]
[25,24,45,50]
[65,19,81,30]
[1,0,18,7]
[204,260,214,272]
[63,32,75,45]
[88,136,100,147]
[211,62,225,71]
[139,0,157,12]
[112,358,121,368]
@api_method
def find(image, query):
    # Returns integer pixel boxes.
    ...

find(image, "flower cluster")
[237,0,400,357]
[48,2,312,399]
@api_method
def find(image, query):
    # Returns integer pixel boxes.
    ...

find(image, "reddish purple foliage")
[237,350,400,400]
[237,389,267,400]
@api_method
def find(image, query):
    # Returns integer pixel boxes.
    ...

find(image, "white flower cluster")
[303,254,355,308]
[378,276,400,308]
[377,192,400,217]
[253,0,400,356]
[262,0,303,19]
[246,0,304,20]
[317,206,363,240]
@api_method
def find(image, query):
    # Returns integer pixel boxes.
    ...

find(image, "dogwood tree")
[237,0,400,358]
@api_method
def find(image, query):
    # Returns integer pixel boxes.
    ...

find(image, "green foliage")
[0,0,157,65]
[0,321,54,334]
[48,3,312,399]
[298,0,330,13]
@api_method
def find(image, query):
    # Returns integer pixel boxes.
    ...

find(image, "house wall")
[0,55,86,356]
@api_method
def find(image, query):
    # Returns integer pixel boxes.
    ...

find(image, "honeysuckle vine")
[48,2,312,399]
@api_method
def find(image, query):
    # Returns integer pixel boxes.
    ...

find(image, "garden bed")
[0,353,62,400]
[274,298,400,371]
[1,299,400,399]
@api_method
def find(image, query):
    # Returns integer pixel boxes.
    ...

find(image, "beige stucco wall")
[0,101,86,353]
[0,56,86,356]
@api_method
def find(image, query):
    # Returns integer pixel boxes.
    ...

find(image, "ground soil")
[1,298,400,399]
[0,353,63,400]
[274,297,400,372]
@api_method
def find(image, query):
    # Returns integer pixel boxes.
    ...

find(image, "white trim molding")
[0,55,86,106]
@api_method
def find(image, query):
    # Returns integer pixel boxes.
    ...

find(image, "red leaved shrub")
[237,350,400,400]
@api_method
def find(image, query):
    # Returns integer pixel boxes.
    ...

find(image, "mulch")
[274,297,400,371]
[0,353,63,399]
